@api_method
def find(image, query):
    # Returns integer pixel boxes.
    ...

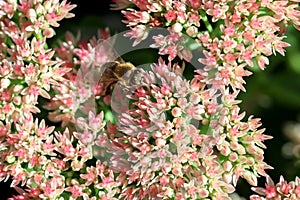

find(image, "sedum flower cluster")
[0,0,299,200]
[0,0,75,190]
[251,176,300,199]
[111,0,300,199]
[119,0,300,91]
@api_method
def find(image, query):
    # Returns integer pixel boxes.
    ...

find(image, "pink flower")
[124,25,149,46]
[1,0,299,199]
[251,176,300,199]
[65,185,83,197]
[150,32,192,62]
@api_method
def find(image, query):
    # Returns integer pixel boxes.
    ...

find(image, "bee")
[94,39,144,95]
[99,57,144,95]
[100,57,144,85]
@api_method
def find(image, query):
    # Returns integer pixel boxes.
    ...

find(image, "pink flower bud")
[156,138,166,147]
[1,78,10,89]
[27,8,37,22]
[172,107,182,117]
[186,26,198,37]
[189,93,201,104]
[13,96,21,106]
[223,172,233,184]
[223,161,233,172]
[177,98,187,108]
[172,23,183,33]
[198,175,208,184]
[43,28,55,38]
[229,152,238,162]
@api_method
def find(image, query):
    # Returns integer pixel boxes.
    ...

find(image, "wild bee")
[99,57,145,95]
[94,39,144,95]
[101,58,135,83]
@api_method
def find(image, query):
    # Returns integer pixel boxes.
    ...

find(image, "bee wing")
[94,39,133,83]
[94,39,124,68]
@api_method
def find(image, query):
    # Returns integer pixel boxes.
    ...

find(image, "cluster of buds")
[119,0,300,91]
[0,0,75,188]
[0,0,300,199]
[111,0,300,199]
[251,176,300,199]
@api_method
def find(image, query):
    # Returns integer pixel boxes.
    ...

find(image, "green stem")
[211,20,224,38]
[200,10,213,33]
[33,32,49,49]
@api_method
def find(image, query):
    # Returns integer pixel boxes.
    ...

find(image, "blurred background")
[1,0,300,199]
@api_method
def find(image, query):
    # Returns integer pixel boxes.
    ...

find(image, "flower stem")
[200,10,213,33]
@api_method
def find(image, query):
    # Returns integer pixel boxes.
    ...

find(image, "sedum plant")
[0,0,299,199]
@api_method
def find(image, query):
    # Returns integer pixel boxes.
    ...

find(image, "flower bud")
[172,107,182,117]
[13,96,21,106]
[13,85,23,93]
[189,93,201,104]
[156,138,166,147]
[186,26,198,37]
[223,161,233,172]
[152,131,162,138]
[27,8,37,22]
[177,98,187,108]
[223,172,233,184]
[1,78,10,89]
[43,28,55,38]
[172,23,183,33]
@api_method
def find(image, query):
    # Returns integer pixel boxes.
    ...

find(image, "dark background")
[1,0,300,199]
